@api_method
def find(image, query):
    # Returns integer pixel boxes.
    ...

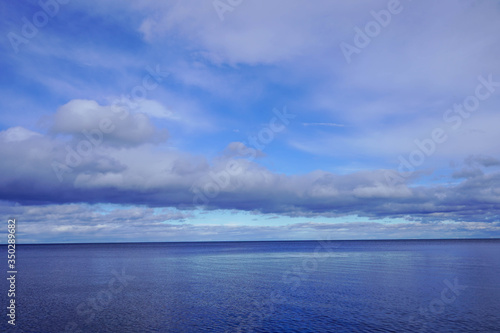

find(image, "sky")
[1,0,500,243]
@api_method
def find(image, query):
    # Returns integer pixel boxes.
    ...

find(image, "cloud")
[465,154,500,168]
[1,202,499,243]
[2,0,500,243]
[129,0,500,101]
[452,154,500,179]
[221,142,266,159]
[302,123,345,127]
[0,202,191,225]
[1,119,500,224]
[133,99,177,120]
[50,99,168,146]
[0,202,193,243]
[452,168,483,180]
[0,126,42,142]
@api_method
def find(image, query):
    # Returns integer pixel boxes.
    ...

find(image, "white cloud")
[51,99,168,146]
[0,127,42,142]
[134,99,177,120]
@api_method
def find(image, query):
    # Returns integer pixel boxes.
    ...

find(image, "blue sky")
[1,0,500,243]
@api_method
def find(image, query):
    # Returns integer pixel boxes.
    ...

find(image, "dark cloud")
[465,154,500,168]
[1,124,500,224]
[452,168,483,179]
[1,203,498,243]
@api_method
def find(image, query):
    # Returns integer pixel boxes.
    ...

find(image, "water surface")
[1,239,499,332]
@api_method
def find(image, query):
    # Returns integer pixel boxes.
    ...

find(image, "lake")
[1,239,499,332]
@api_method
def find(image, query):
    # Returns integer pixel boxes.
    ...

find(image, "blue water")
[1,239,500,332]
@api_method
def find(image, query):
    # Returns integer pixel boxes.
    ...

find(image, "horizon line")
[2,237,500,246]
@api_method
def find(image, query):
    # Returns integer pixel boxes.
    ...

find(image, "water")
[1,239,500,332]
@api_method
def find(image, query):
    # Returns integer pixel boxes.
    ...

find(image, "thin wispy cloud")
[302,123,345,127]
